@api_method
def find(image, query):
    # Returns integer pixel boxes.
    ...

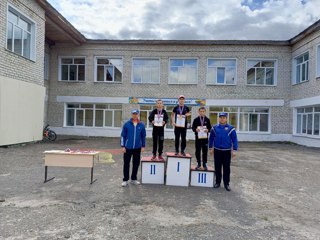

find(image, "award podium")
[141,156,165,184]
[190,165,215,187]
[165,152,191,187]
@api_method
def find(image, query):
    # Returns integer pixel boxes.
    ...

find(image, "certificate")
[197,126,207,139]
[175,114,186,128]
[154,114,164,127]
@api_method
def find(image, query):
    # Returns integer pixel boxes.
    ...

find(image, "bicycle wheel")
[48,131,57,141]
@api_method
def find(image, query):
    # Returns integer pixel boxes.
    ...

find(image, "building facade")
[1,0,319,147]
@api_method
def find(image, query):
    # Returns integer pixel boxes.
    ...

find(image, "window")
[296,106,320,136]
[209,106,270,132]
[59,57,85,81]
[6,6,35,60]
[169,58,198,84]
[65,104,122,127]
[293,52,309,84]
[247,60,276,85]
[95,57,123,82]
[139,105,154,128]
[207,59,236,85]
[209,107,238,129]
[132,58,160,84]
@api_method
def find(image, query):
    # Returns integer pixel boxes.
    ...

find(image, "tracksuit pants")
[123,148,141,181]
[195,138,208,164]
[152,126,164,156]
[214,149,231,186]
[174,127,187,153]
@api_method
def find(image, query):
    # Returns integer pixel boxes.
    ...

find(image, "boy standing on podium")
[171,95,190,156]
[192,107,212,170]
[148,99,169,161]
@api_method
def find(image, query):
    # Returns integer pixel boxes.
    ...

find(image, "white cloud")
[47,0,320,40]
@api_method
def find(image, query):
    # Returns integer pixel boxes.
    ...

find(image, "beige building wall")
[47,42,292,138]
[0,76,45,145]
[0,0,46,146]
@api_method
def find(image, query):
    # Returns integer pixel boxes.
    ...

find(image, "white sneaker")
[130,180,141,185]
[121,181,128,187]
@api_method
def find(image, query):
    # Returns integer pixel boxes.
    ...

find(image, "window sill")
[292,134,320,139]
[245,84,277,87]
[5,48,35,63]
[59,80,86,83]
[94,81,122,84]
[291,80,309,86]
[206,83,237,86]
[131,82,160,85]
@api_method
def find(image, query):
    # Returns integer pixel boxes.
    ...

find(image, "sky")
[47,0,320,41]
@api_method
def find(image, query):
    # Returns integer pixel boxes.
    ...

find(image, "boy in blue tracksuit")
[121,109,146,187]
[209,112,238,191]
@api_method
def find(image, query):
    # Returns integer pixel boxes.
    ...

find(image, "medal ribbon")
[200,116,205,127]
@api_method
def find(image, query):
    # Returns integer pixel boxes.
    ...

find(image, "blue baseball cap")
[131,109,140,114]
[219,112,227,117]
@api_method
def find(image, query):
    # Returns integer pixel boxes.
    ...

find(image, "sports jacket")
[208,124,238,150]
[121,119,146,149]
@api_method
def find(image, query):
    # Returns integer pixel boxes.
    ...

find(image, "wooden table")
[43,150,99,184]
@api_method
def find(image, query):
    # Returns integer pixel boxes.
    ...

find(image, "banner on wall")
[129,97,206,106]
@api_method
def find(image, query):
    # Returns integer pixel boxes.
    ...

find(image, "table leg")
[44,166,55,183]
[90,167,97,184]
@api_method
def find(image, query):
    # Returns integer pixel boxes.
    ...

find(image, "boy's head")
[198,107,206,117]
[178,95,185,105]
[156,99,163,109]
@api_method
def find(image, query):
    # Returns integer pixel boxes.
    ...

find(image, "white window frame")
[64,103,122,128]
[295,106,320,137]
[6,4,36,61]
[292,51,309,85]
[94,56,123,83]
[59,56,86,82]
[131,58,160,84]
[206,58,237,85]
[209,106,271,133]
[168,58,198,84]
[246,59,277,86]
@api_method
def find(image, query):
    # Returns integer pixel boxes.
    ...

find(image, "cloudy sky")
[47,0,320,40]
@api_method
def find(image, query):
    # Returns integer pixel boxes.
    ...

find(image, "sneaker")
[151,155,157,160]
[203,163,208,171]
[181,152,186,156]
[175,151,179,156]
[158,155,164,161]
[130,180,141,185]
[121,181,128,187]
[195,164,201,170]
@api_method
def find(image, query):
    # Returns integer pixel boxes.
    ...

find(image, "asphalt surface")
[0,136,319,240]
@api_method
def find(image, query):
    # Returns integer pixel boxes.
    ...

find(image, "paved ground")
[0,136,320,240]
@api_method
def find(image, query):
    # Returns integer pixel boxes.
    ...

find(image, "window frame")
[206,58,237,85]
[6,4,36,61]
[209,106,271,133]
[292,51,309,85]
[64,103,122,128]
[59,56,86,82]
[131,57,160,84]
[168,58,198,84]
[246,59,277,86]
[295,106,320,137]
[94,56,123,83]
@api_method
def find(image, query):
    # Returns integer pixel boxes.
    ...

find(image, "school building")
[1,0,320,147]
